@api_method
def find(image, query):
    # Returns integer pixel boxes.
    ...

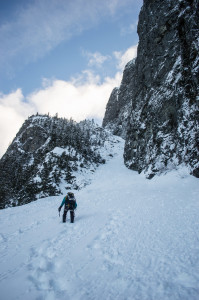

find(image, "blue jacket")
[60,195,77,209]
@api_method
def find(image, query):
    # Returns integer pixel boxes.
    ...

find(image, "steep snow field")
[0,139,199,300]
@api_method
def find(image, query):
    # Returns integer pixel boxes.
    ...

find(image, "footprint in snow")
[27,239,72,299]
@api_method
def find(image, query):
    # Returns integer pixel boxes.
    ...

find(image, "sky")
[0,0,143,157]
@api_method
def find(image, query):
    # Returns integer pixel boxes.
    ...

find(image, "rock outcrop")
[102,59,136,139]
[103,0,199,178]
[0,114,118,209]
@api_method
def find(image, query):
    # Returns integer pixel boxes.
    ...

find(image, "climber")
[58,192,77,223]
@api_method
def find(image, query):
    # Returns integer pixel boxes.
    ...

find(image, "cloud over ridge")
[0,43,138,157]
[0,70,121,157]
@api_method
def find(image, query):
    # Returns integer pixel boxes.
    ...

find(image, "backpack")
[65,192,76,210]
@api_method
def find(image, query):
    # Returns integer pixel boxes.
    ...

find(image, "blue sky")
[0,0,143,156]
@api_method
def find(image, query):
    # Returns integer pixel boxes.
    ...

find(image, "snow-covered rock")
[0,115,120,209]
[103,0,199,179]
[102,59,136,139]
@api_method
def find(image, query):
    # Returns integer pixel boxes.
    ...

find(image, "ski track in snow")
[0,139,199,300]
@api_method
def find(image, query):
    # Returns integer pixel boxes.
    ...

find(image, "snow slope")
[0,139,199,300]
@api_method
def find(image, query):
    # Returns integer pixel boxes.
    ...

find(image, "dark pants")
[63,209,75,223]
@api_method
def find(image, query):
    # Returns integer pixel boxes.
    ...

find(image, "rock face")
[103,0,199,178]
[102,59,136,139]
[0,114,118,209]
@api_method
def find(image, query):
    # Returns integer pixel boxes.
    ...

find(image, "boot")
[70,210,74,223]
[63,210,67,223]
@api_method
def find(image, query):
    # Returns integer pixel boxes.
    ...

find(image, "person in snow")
[58,192,77,223]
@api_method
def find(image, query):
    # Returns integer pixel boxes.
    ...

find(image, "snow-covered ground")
[0,139,199,300]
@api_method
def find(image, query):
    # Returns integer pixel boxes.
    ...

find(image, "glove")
[58,206,61,212]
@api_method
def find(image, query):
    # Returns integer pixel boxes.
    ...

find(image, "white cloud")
[0,89,35,156]
[114,45,137,71]
[82,45,137,73]
[83,51,110,68]
[28,71,122,121]
[0,41,138,158]
[0,71,122,157]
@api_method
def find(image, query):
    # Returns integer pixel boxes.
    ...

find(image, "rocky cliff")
[102,59,136,139]
[0,114,119,209]
[103,0,199,178]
